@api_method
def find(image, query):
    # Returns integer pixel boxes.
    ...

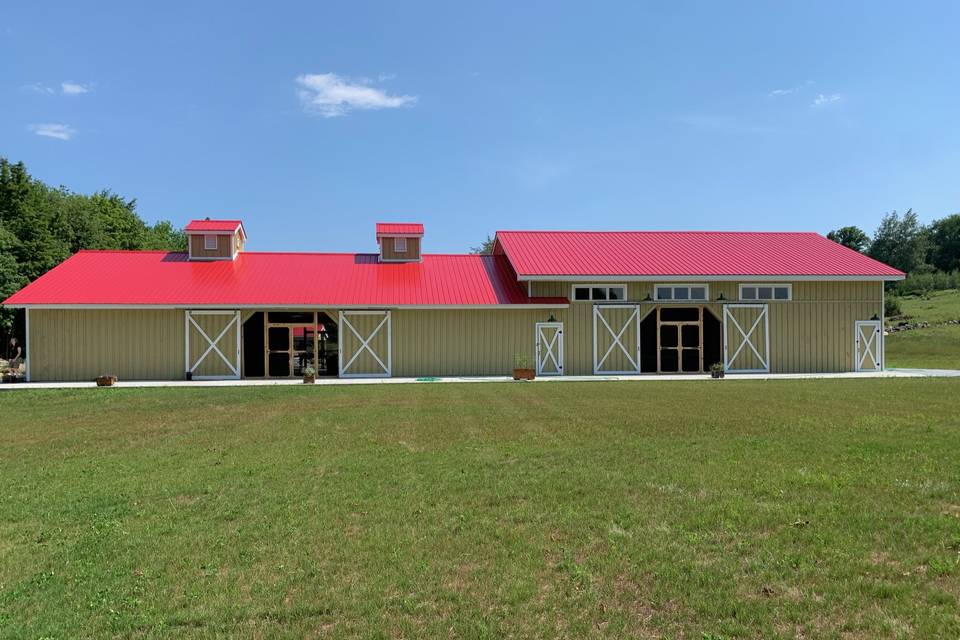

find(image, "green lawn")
[886,325,960,369]
[886,289,960,369]
[892,289,960,326]
[1,381,959,638]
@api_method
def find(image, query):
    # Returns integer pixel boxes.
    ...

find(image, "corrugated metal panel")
[496,231,904,278]
[5,251,565,307]
[29,309,184,381]
[184,219,244,233]
[376,222,424,236]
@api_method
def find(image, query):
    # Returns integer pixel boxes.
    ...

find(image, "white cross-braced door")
[593,304,641,374]
[723,304,770,373]
[185,310,241,380]
[338,310,392,378]
[535,322,564,376]
[855,320,882,372]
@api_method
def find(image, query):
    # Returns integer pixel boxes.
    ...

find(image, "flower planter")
[303,375,316,384]
[2,373,22,383]
[710,370,725,379]
[512,368,536,381]
[96,375,117,387]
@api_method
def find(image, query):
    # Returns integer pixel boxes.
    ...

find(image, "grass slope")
[1,381,959,638]
[886,289,960,369]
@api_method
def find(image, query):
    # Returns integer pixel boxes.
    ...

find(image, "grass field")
[886,289,960,369]
[1,381,959,638]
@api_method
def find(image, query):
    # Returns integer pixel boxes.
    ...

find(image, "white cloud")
[29,123,76,140]
[295,73,416,118]
[61,82,89,95]
[769,86,800,97]
[812,93,842,106]
[24,81,92,95]
[769,80,814,97]
[25,83,56,95]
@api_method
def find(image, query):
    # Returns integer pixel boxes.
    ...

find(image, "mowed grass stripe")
[0,380,958,638]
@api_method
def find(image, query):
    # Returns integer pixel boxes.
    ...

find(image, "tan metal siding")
[529,280,881,373]
[25,282,882,380]
[28,309,183,381]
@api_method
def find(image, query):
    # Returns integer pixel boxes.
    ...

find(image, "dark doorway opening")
[703,308,722,370]
[638,306,723,374]
[640,309,657,373]
[242,312,265,377]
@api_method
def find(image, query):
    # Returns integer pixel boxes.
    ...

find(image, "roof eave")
[515,274,905,282]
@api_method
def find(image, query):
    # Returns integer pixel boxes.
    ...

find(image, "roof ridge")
[496,230,822,235]
[76,249,183,254]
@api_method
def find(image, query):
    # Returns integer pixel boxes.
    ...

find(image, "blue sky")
[2,1,959,253]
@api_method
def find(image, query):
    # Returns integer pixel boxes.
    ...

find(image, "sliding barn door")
[339,310,392,377]
[723,304,769,373]
[593,304,641,374]
[185,311,241,379]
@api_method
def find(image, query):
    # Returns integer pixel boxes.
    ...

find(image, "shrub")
[888,271,960,296]
[885,296,902,318]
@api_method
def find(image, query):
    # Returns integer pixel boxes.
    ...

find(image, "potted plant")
[303,366,316,384]
[513,354,535,381]
[710,362,725,379]
[96,374,118,387]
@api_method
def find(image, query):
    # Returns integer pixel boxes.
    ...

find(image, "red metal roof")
[4,251,564,307]
[495,231,904,279]
[376,222,424,237]
[185,219,244,233]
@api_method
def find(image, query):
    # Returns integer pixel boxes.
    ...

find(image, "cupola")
[185,219,246,261]
[376,222,424,262]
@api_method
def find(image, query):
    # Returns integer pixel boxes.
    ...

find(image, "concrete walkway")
[2,368,959,391]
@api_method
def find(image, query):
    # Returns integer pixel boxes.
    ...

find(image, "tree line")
[827,209,960,277]
[0,158,186,344]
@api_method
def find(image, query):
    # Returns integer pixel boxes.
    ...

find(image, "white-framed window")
[572,284,627,302]
[654,284,709,302]
[394,237,407,253]
[204,234,218,250]
[740,284,792,301]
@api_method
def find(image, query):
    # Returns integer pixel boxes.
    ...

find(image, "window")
[394,237,407,253]
[740,284,792,301]
[571,285,626,301]
[204,234,218,250]
[654,284,709,302]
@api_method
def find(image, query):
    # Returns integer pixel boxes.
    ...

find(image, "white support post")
[235,310,242,378]
[880,282,885,371]
[338,310,344,377]
[722,305,728,371]
[24,308,30,382]
[592,304,598,375]
[184,310,190,377]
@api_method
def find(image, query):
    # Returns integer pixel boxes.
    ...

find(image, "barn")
[3,220,904,382]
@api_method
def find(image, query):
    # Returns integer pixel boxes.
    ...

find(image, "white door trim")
[593,304,641,375]
[855,320,882,372]
[535,322,564,376]
[723,304,770,373]
[185,310,241,380]
[338,310,392,378]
